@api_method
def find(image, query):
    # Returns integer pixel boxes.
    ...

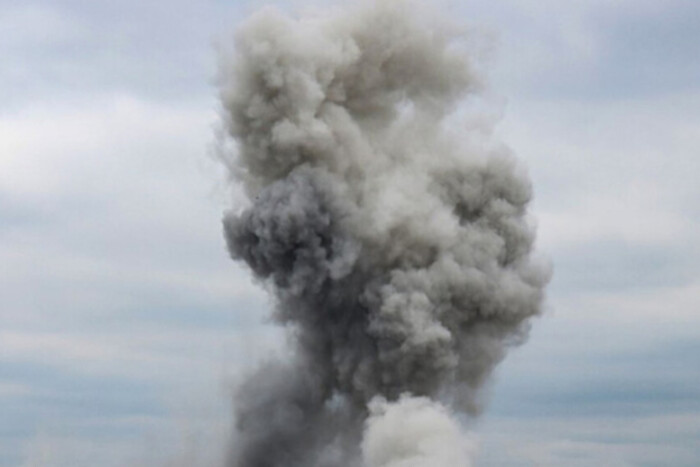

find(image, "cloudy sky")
[2,0,699,466]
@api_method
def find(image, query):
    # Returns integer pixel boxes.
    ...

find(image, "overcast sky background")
[2,0,699,466]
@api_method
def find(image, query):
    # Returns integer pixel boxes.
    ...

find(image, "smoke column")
[216,2,550,466]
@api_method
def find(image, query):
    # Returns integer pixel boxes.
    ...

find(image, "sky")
[1,0,699,466]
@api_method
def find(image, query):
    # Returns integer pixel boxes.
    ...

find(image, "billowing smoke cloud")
[216,1,550,466]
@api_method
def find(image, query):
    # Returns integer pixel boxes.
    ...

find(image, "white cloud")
[496,91,700,253]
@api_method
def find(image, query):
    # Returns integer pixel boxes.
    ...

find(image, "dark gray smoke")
[216,2,550,466]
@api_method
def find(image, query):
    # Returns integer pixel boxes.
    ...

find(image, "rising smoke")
[216,1,550,466]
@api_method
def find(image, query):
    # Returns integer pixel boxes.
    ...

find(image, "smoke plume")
[216,2,550,466]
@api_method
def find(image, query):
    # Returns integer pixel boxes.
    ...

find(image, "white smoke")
[363,395,476,467]
[216,1,550,465]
